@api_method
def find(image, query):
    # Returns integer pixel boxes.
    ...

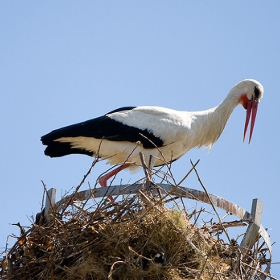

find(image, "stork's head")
[235,79,264,143]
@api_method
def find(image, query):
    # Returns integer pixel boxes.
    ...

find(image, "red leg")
[99,163,130,201]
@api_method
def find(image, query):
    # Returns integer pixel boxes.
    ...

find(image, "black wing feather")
[41,107,164,158]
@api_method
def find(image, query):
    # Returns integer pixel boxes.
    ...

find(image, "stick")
[190,160,231,244]
[177,159,200,186]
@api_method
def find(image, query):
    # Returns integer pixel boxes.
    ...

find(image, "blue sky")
[1,1,279,277]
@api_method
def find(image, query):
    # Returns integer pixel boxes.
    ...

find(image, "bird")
[41,79,263,197]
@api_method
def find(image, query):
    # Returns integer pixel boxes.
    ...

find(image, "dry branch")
[0,160,273,280]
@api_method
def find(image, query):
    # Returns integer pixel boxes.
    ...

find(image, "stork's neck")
[190,92,240,149]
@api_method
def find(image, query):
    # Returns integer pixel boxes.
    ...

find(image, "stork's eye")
[254,86,260,100]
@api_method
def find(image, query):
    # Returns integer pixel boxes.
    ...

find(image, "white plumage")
[41,79,264,195]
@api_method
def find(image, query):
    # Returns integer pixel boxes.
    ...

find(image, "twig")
[61,159,98,215]
[40,184,46,213]
[139,190,215,270]
[241,261,276,280]
[190,160,231,244]
[108,260,126,280]
[139,152,151,181]
[177,159,200,186]
[139,133,177,185]
[192,207,205,227]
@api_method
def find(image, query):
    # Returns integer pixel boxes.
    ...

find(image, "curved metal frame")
[46,183,271,278]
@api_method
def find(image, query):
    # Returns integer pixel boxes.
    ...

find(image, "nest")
[0,161,274,280]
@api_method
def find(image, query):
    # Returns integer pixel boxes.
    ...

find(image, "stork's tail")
[41,127,94,158]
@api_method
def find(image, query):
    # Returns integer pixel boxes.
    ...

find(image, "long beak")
[243,99,259,143]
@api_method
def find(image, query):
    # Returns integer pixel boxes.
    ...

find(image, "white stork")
[41,79,263,193]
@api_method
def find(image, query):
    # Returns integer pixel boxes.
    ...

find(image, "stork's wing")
[41,106,164,157]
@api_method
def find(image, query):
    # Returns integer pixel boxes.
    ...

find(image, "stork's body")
[41,79,264,193]
[42,106,226,169]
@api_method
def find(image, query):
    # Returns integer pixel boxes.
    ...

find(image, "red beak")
[243,99,259,143]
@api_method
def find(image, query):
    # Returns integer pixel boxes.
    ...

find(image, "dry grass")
[0,160,274,280]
